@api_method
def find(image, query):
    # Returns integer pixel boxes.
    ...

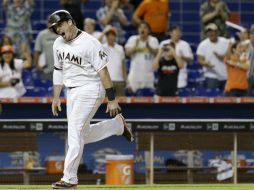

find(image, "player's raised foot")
[118,114,134,142]
[52,180,77,189]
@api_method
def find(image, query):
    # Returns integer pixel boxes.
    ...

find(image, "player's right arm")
[52,41,63,116]
[52,83,63,116]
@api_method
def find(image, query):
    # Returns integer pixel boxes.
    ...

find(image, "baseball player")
[48,10,134,189]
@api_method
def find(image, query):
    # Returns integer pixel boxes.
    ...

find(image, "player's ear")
[68,20,72,26]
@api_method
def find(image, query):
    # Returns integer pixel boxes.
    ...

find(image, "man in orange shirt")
[133,0,169,42]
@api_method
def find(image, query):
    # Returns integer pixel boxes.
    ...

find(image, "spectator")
[133,0,169,42]
[152,42,183,96]
[125,21,159,93]
[224,41,250,97]
[3,0,34,57]
[60,0,89,30]
[97,0,129,44]
[34,22,59,80]
[0,45,31,98]
[160,26,193,90]
[103,27,127,96]
[197,23,229,91]
[0,35,32,67]
[248,26,254,95]
[83,18,106,43]
[0,36,15,62]
[200,0,230,40]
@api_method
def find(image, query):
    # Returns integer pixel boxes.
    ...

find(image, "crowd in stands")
[0,0,254,98]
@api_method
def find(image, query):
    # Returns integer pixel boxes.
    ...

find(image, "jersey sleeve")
[89,39,109,72]
[53,41,63,70]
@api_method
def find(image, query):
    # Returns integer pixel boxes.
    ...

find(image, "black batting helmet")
[48,10,73,34]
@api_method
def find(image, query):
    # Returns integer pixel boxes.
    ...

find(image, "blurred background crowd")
[0,0,254,98]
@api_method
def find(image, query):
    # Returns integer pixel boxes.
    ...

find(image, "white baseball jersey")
[53,31,125,185]
[53,31,108,87]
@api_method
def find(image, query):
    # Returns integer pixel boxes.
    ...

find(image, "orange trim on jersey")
[96,62,109,72]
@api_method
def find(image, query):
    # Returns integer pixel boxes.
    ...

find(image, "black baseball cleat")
[52,180,77,189]
[118,114,134,142]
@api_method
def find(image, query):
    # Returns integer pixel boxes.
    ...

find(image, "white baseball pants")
[61,83,124,184]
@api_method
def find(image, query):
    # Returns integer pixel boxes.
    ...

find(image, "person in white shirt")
[160,25,193,90]
[0,45,31,98]
[103,26,127,96]
[125,21,159,93]
[48,10,133,189]
[197,23,229,90]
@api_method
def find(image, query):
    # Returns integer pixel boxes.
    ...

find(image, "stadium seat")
[24,87,47,97]
[178,88,191,97]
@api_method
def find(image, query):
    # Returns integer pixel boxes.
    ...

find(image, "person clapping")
[0,45,31,98]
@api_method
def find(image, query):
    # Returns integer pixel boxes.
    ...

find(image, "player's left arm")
[98,67,121,117]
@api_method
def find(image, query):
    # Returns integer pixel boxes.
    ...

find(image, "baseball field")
[0,184,254,190]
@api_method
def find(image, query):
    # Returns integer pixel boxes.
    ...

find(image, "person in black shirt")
[152,42,183,96]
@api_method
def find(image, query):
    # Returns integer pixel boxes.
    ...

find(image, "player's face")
[53,20,73,41]
[2,52,13,63]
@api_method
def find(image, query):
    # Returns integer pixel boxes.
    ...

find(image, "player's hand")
[52,97,61,116]
[106,100,121,117]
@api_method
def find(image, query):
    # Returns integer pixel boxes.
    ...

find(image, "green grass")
[0,184,254,190]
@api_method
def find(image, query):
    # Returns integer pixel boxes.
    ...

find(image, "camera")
[10,78,20,86]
